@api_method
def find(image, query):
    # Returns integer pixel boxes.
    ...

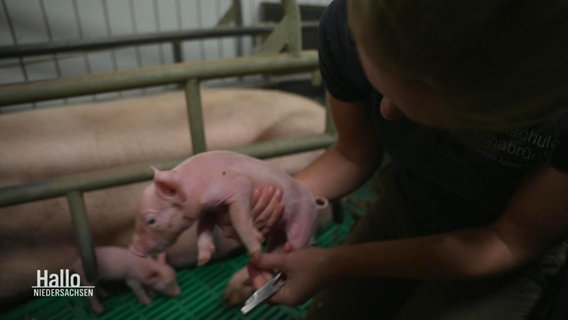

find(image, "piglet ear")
[151,167,186,203]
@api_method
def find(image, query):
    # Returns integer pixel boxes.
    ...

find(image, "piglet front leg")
[228,198,264,258]
[82,285,106,313]
[126,278,153,305]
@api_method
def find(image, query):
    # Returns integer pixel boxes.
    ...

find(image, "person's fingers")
[247,261,274,289]
[251,186,275,218]
[252,187,261,205]
[259,204,284,235]
[255,187,283,236]
[251,252,284,271]
[281,242,295,253]
[255,188,282,223]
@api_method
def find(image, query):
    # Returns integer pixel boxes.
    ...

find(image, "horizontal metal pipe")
[0,133,336,208]
[0,23,319,59]
[0,50,318,106]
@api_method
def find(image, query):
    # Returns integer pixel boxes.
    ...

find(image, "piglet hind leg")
[87,295,105,314]
[196,217,216,266]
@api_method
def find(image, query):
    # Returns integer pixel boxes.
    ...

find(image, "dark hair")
[348,0,568,130]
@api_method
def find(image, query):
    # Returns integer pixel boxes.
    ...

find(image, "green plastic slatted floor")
[4,181,376,320]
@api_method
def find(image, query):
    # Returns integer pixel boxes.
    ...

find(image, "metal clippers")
[240,272,286,315]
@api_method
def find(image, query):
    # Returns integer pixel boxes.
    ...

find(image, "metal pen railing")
[0,0,336,282]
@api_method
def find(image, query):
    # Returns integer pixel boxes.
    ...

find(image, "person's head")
[347,0,568,131]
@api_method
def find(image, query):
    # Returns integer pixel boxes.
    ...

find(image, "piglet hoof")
[223,268,254,306]
[197,255,211,266]
[224,285,254,306]
[140,296,153,306]
[90,301,105,314]
[93,306,105,314]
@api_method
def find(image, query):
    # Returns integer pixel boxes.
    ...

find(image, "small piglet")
[129,150,324,265]
[71,246,180,313]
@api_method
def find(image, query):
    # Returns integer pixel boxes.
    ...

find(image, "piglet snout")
[315,196,329,212]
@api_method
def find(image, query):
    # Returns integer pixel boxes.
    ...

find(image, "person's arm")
[253,165,568,306]
[295,93,383,200]
[220,93,382,240]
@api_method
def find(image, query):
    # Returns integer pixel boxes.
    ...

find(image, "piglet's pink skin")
[71,246,180,313]
[129,150,321,266]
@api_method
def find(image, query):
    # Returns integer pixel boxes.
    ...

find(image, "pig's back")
[184,150,300,193]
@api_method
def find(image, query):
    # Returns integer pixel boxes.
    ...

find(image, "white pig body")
[0,88,324,186]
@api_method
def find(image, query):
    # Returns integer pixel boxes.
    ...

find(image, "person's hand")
[249,247,332,306]
[251,185,284,235]
[217,185,284,240]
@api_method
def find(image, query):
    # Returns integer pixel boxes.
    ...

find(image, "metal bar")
[102,0,119,74]
[216,0,235,28]
[66,191,98,282]
[72,0,93,102]
[128,0,144,70]
[196,0,206,60]
[0,133,336,208]
[172,40,183,63]
[1,0,30,100]
[0,50,318,106]
[233,0,244,57]
[283,0,302,56]
[256,0,303,56]
[152,0,166,66]
[0,24,319,60]
[0,162,156,208]
[185,79,207,154]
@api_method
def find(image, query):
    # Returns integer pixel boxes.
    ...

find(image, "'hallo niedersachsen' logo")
[32,269,95,297]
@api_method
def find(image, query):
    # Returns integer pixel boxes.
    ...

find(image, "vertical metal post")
[173,41,184,90]
[185,79,207,154]
[256,0,302,56]
[66,191,98,282]
[233,0,243,57]
[281,0,302,56]
[173,40,183,63]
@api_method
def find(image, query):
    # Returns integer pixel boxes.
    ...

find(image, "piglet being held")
[71,246,180,313]
[129,150,323,266]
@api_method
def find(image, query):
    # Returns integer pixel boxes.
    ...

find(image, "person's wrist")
[316,247,339,283]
